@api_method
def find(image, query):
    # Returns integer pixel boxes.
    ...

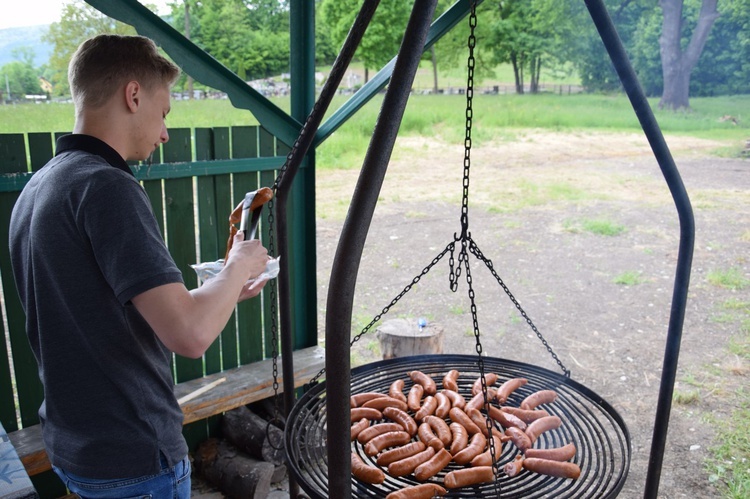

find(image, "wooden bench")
[8,346,325,477]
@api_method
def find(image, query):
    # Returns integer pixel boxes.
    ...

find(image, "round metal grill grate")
[285,354,631,498]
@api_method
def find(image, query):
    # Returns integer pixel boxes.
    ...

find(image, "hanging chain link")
[263,97,327,445]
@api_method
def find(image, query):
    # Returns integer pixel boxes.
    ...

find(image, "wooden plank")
[27,132,54,171]
[231,126,257,159]
[175,345,324,424]
[9,346,325,476]
[0,134,27,174]
[194,128,222,376]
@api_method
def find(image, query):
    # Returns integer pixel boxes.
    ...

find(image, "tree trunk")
[511,53,524,95]
[530,56,541,94]
[658,0,719,110]
[364,67,369,84]
[431,46,439,94]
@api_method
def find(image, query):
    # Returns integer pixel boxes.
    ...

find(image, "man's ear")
[124,81,141,113]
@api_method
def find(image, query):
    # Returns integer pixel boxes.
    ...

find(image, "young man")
[9,34,269,498]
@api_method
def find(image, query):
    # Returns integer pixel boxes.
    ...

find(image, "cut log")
[376,318,444,359]
[222,405,285,465]
[194,438,274,499]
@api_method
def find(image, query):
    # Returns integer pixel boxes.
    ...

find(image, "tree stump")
[375,318,444,359]
[221,405,285,465]
[194,438,274,499]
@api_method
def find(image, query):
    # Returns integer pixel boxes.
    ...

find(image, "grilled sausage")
[364,431,412,456]
[449,422,469,455]
[409,370,437,395]
[525,442,577,461]
[351,407,383,421]
[442,369,460,392]
[434,392,451,418]
[362,396,409,413]
[444,466,495,488]
[385,483,447,499]
[357,422,405,444]
[452,432,487,465]
[414,396,437,422]
[470,434,503,467]
[418,422,444,451]
[351,392,387,407]
[407,384,424,412]
[383,407,418,436]
[441,389,466,410]
[525,415,562,444]
[388,446,436,477]
[389,379,408,403]
[495,377,528,405]
[520,389,558,410]
[503,455,525,477]
[449,407,482,435]
[466,388,497,412]
[414,448,452,481]
[500,406,550,424]
[487,405,527,430]
[471,373,499,395]
[505,426,532,453]
[351,417,369,441]
[523,457,581,479]
[424,415,451,446]
[377,441,427,467]
[351,452,385,484]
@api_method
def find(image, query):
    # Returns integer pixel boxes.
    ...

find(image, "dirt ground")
[192,130,748,498]
[311,130,749,498]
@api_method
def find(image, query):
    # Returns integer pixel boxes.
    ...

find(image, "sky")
[0,0,172,30]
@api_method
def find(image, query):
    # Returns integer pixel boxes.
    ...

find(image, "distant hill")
[0,25,53,68]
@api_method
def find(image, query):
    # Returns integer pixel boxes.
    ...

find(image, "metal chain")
[263,96,327,443]
[306,241,456,387]
[469,240,570,377]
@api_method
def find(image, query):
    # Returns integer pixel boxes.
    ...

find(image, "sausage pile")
[349,369,581,498]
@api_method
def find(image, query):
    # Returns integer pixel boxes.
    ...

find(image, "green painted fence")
[0,126,314,494]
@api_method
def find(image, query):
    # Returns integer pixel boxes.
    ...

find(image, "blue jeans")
[53,454,191,499]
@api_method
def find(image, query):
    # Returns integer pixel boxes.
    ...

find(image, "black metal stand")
[582,2,695,497]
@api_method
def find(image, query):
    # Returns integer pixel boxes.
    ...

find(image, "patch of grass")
[449,304,466,315]
[613,271,643,286]
[581,218,626,236]
[562,218,627,236]
[707,268,750,291]
[673,390,701,405]
[705,391,750,498]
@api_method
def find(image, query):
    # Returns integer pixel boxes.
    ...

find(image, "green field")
[1,90,748,170]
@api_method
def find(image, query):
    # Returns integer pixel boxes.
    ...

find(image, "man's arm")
[132,232,268,358]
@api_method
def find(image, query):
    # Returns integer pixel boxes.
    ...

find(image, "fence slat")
[27,133,54,172]
[0,134,27,174]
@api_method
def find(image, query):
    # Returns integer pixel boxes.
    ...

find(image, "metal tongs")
[239,190,263,240]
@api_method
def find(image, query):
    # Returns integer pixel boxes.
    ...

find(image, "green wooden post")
[290,0,318,350]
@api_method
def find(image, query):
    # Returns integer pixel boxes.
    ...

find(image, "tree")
[0,58,42,100]
[658,0,718,110]
[42,0,137,97]
[320,0,412,83]
[168,0,291,84]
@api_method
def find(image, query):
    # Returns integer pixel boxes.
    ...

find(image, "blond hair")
[68,34,180,110]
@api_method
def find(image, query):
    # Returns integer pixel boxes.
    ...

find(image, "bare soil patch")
[314,131,750,498]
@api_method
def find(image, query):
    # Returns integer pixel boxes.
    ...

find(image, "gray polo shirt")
[9,134,188,479]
